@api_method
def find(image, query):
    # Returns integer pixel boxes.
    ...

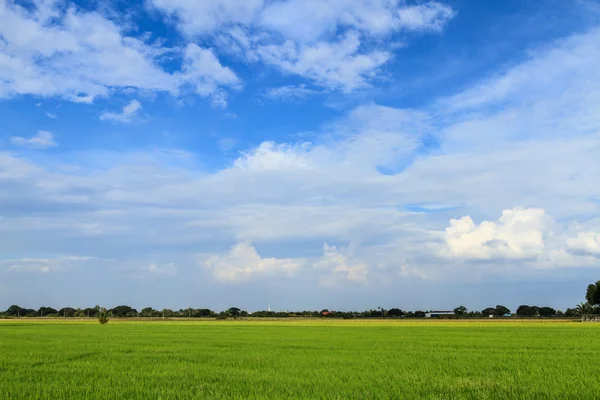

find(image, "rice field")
[1,319,599,399]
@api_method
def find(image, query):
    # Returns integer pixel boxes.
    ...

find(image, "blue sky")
[1,0,600,312]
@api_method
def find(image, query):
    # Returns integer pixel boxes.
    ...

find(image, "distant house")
[321,311,332,316]
[425,311,454,318]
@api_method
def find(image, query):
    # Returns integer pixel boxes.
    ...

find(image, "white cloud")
[203,243,302,282]
[258,32,390,92]
[178,43,240,106]
[100,99,142,123]
[233,141,314,171]
[441,208,549,260]
[149,0,264,36]
[150,0,454,91]
[46,112,57,119]
[10,130,56,149]
[396,2,455,32]
[264,84,319,101]
[315,243,369,283]
[568,232,600,257]
[147,262,178,276]
[2,255,96,273]
[259,0,454,42]
[1,25,600,296]
[0,1,238,103]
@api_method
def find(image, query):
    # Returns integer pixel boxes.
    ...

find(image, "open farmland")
[1,319,599,399]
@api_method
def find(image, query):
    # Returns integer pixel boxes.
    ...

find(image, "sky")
[1,0,600,313]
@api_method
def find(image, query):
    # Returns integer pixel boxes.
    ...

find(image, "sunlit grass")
[1,319,598,399]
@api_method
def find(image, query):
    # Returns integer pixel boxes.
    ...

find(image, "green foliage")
[38,307,57,317]
[1,320,600,399]
[586,281,600,306]
[453,306,467,317]
[388,308,405,317]
[494,305,511,317]
[516,305,538,317]
[538,307,556,317]
[482,307,496,317]
[98,308,109,324]
[110,305,138,317]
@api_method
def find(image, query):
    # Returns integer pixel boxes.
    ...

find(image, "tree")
[494,305,510,317]
[140,307,160,317]
[110,305,138,317]
[586,281,600,306]
[5,305,26,317]
[98,308,109,324]
[388,308,405,317]
[38,307,57,317]
[453,306,467,318]
[538,307,556,317]
[482,307,496,317]
[82,308,99,318]
[516,305,538,317]
[576,302,594,316]
[227,307,241,317]
[57,307,76,317]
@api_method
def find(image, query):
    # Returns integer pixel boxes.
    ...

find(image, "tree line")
[0,304,581,319]
[3,281,598,320]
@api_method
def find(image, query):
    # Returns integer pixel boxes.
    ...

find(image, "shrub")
[98,308,109,325]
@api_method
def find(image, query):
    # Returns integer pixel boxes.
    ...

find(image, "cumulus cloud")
[203,243,302,282]
[0,0,238,104]
[567,232,600,257]
[441,208,549,260]
[1,25,600,301]
[100,100,142,123]
[315,244,369,283]
[10,130,56,149]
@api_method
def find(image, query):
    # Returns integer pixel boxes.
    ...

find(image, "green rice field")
[1,319,599,399]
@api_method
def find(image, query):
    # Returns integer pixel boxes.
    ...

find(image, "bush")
[98,308,109,325]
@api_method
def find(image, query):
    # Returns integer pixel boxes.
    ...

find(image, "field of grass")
[1,319,599,399]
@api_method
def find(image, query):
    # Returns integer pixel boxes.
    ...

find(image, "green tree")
[482,307,496,317]
[388,308,405,317]
[453,306,467,318]
[57,307,76,317]
[538,307,556,317]
[110,305,138,317]
[5,305,26,317]
[38,307,57,317]
[140,307,160,317]
[228,307,241,317]
[494,305,511,317]
[586,281,600,306]
[98,308,109,324]
[516,305,538,317]
[576,302,593,316]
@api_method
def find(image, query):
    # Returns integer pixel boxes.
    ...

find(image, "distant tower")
[268,304,271,312]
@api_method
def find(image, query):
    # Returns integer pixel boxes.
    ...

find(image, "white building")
[425,310,454,318]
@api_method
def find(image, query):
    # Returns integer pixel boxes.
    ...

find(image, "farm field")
[1,319,599,399]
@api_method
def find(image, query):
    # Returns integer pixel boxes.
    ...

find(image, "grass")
[1,319,599,399]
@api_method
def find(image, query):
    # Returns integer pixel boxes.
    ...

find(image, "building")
[425,310,454,318]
